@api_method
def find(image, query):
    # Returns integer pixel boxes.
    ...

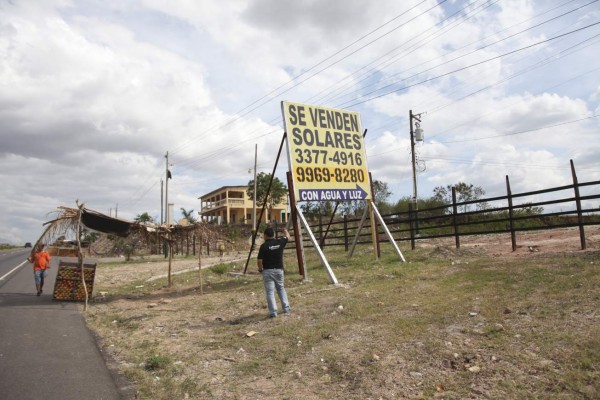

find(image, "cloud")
[1,0,599,244]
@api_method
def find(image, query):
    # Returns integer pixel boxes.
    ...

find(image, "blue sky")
[1,0,599,244]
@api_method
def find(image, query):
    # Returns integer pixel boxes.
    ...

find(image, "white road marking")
[0,260,29,281]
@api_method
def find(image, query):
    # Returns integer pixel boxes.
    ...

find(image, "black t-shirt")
[257,236,288,269]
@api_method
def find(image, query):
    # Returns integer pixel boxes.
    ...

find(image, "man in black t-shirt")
[257,227,291,318]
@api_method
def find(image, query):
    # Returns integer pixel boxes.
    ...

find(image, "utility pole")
[115,204,118,218]
[165,151,169,226]
[252,144,257,235]
[160,178,164,225]
[409,110,424,234]
[164,151,170,259]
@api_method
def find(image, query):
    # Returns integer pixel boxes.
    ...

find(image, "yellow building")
[199,185,288,225]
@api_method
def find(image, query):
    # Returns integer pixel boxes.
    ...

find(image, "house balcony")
[202,198,247,210]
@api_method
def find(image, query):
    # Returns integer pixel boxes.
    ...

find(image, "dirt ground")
[94,226,600,285]
[86,226,600,399]
[417,225,600,257]
[93,252,250,288]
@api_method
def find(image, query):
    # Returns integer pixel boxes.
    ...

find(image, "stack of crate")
[53,261,96,301]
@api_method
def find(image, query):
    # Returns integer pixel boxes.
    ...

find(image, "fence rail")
[285,169,600,253]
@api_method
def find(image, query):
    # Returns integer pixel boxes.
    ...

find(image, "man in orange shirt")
[29,245,51,296]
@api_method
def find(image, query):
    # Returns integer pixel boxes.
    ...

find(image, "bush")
[144,354,171,371]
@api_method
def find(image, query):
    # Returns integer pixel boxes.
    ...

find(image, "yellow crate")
[52,261,96,302]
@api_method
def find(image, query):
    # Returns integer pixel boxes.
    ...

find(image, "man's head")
[263,227,274,239]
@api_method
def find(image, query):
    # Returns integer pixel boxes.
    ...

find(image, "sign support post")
[286,171,306,278]
[371,202,406,262]
[295,204,338,285]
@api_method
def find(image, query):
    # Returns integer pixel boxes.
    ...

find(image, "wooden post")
[287,171,305,277]
[452,187,460,249]
[343,215,349,251]
[318,213,323,245]
[570,159,586,250]
[506,176,517,251]
[76,203,88,311]
[168,238,173,287]
[369,172,381,258]
[320,202,339,248]
[198,231,203,295]
[243,133,287,274]
[409,203,415,250]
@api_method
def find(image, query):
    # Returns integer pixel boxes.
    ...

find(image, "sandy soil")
[417,225,600,257]
[86,225,600,399]
[93,226,600,287]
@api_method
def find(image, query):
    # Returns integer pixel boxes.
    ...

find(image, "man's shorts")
[34,269,47,285]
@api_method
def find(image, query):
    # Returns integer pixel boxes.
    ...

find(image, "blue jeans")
[262,269,290,317]
[34,269,47,285]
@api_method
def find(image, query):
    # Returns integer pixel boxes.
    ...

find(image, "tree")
[433,182,486,212]
[134,212,154,224]
[372,180,393,213]
[338,199,365,218]
[180,208,197,224]
[179,208,198,257]
[300,201,320,221]
[247,172,288,222]
[80,228,100,244]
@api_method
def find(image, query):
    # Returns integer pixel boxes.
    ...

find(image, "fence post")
[506,175,517,251]
[369,173,381,259]
[452,187,460,249]
[343,215,349,251]
[318,213,323,245]
[570,159,586,250]
[409,203,416,250]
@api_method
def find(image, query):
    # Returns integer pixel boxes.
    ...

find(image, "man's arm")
[257,258,263,272]
[283,228,290,240]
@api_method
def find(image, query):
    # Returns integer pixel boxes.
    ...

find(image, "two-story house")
[199,185,288,225]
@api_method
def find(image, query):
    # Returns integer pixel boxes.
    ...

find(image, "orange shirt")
[32,251,51,270]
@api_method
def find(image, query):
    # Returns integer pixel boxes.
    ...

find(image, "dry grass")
[85,229,600,399]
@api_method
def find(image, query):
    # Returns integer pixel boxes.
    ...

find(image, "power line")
[436,114,600,144]
[367,114,600,159]
[339,21,600,108]
[165,1,438,157]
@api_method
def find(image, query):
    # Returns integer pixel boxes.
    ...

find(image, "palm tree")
[180,208,197,256]
[180,208,197,224]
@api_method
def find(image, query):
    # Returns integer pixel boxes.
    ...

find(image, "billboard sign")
[281,101,372,202]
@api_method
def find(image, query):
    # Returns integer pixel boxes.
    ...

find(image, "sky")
[1,0,599,245]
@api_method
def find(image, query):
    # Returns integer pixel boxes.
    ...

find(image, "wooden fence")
[288,162,600,253]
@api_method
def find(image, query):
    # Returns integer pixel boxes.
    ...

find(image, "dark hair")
[264,227,275,238]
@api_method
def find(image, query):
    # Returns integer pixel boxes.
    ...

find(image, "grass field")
[85,241,600,399]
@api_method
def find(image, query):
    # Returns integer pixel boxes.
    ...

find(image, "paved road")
[0,249,134,400]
